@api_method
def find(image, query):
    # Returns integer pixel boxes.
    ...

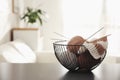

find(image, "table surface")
[0,63,120,80]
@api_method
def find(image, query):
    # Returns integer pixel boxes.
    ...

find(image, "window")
[62,0,104,39]
[106,0,120,56]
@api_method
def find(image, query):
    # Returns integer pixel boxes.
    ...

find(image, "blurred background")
[0,0,120,63]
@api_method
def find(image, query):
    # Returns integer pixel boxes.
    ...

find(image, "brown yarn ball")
[67,36,85,54]
[77,50,101,69]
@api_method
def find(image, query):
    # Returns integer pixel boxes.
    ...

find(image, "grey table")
[0,63,120,80]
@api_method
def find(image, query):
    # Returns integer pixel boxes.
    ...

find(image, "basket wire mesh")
[53,40,106,71]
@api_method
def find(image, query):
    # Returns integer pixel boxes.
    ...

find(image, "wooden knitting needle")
[54,32,69,39]
[86,27,104,40]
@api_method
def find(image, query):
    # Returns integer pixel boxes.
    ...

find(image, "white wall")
[41,0,64,51]
[23,0,64,51]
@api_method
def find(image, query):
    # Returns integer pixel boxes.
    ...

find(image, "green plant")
[21,7,45,26]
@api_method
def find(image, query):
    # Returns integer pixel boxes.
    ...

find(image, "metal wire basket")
[53,40,106,72]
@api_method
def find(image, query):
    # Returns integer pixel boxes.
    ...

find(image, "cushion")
[8,40,36,62]
[0,40,36,63]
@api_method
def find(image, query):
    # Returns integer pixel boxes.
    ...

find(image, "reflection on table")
[61,71,94,80]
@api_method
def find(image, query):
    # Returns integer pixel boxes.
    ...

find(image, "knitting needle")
[86,27,104,40]
[53,32,69,39]
[51,38,67,41]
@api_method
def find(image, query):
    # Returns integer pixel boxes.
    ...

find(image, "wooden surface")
[0,63,120,80]
[12,28,39,30]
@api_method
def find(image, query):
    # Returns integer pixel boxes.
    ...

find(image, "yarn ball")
[88,36,108,55]
[67,36,86,54]
[57,50,78,70]
[77,49,101,69]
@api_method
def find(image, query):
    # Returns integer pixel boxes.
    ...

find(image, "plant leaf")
[37,9,42,14]
[27,7,32,12]
[21,7,45,26]
[21,14,28,20]
[38,17,43,26]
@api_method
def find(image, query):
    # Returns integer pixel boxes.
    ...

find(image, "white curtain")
[62,0,120,56]
[106,0,120,56]
[0,0,11,44]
